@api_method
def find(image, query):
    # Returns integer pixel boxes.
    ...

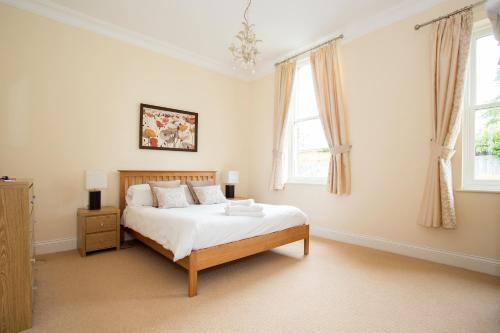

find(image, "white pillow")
[154,186,189,209]
[126,184,153,206]
[181,184,195,205]
[193,185,227,205]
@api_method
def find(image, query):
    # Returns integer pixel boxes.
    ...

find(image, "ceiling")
[6,0,444,79]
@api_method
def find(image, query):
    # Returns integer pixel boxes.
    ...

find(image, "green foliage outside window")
[475,108,500,157]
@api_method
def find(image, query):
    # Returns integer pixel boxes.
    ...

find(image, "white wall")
[1,0,499,266]
[0,3,250,244]
[247,0,500,261]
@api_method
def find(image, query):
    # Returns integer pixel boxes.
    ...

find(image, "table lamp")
[223,170,239,199]
[86,170,107,210]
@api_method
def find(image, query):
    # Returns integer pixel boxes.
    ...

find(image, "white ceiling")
[5,0,444,79]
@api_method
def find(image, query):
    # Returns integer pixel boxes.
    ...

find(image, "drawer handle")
[100,222,104,227]
[30,258,36,263]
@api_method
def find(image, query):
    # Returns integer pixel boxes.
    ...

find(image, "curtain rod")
[414,0,485,30]
[274,34,344,66]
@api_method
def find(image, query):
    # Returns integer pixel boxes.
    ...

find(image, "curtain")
[310,41,351,194]
[417,10,473,228]
[269,61,296,190]
[487,0,500,64]
[486,0,500,42]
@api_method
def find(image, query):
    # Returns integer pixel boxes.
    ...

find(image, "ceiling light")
[228,0,262,74]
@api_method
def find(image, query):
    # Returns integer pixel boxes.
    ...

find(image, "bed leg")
[304,226,310,255]
[188,253,198,297]
[120,226,125,246]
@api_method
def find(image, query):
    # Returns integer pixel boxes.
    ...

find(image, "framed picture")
[139,104,198,152]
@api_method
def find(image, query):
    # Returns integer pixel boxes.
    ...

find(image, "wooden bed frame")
[119,170,309,297]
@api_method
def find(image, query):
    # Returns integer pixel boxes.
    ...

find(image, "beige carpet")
[27,237,500,333]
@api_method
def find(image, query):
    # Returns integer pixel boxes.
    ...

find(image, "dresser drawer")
[86,215,117,234]
[85,231,117,252]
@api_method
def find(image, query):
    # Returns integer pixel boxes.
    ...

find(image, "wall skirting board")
[35,237,77,255]
[35,227,500,276]
[310,225,500,277]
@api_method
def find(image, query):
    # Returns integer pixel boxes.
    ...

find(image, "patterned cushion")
[154,187,189,209]
[148,180,181,207]
[187,179,215,204]
[180,184,195,205]
[192,185,227,205]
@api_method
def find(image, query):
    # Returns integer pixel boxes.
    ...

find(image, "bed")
[119,170,309,297]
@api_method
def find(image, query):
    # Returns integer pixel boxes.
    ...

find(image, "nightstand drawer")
[86,215,116,234]
[86,231,117,252]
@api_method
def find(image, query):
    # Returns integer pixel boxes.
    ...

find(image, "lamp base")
[88,191,101,210]
[225,185,235,199]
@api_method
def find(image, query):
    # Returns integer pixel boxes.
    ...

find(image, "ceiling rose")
[228,0,262,73]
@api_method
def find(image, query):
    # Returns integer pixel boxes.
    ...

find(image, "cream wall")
[1,1,499,261]
[0,4,250,243]
[248,0,500,260]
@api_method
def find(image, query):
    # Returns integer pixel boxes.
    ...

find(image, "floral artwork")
[139,104,198,152]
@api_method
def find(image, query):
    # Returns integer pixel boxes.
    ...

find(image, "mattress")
[122,203,308,261]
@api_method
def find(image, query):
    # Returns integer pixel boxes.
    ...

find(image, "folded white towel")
[229,199,255,206]
[224,204,265,217]
[225,210,265,217]
[225,204,263,213]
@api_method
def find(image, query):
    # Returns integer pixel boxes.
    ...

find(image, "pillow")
[180,184,195,205]
[187,180,215,204]
[148,180,181,207]
[126,184,153,207]
[193,185,227,205]
[154,187,189,209]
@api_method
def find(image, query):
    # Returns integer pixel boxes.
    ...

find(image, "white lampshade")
[223,170,239,184]
[85,170,107,190]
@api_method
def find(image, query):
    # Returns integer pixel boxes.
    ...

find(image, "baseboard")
[33,227,500,276]
[35,237,77,255]
[310,225,500,277]
[34,231,133,255]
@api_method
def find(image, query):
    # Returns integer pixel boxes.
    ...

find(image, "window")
[462,21,500,192]
[285,59,329,184]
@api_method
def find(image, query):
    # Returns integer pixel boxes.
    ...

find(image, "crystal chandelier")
[228,0,262,73]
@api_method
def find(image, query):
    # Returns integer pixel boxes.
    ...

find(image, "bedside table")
[230,196,250,200]
[77,206,120,256]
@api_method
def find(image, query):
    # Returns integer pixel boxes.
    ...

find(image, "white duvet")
[122,203,308,261]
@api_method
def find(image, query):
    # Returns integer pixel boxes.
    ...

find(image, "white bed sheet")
[122,203,308,261]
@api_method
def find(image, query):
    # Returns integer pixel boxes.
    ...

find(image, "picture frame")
[139,103,198,152]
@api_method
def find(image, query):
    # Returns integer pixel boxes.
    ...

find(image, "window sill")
[456,188,500,194]
[286,180,327,186]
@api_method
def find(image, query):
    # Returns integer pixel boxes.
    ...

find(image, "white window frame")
[461,21,500,192]
[286,57,328,185]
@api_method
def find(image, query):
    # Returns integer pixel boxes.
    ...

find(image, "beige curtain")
[310,41,351,194]
[270,61,296,190]
[486,0,500,42]
[418,10,473,228]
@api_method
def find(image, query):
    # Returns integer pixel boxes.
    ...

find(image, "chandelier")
[228,0,262,73]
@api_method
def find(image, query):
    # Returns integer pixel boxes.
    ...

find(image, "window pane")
[293,63,319,120]
[295,151,330,178]
[474,107,500,180]
[475,34,500,105]
[295,118,329,151]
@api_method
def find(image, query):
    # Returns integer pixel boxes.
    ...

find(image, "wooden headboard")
[118,170,216,214]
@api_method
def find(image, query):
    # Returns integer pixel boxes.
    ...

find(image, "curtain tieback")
[430,142,455,160]
[332,144,352,155]
[272,150,283,158]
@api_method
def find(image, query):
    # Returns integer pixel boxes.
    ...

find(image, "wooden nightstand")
[77,206,120,256]
[230,196,249,200]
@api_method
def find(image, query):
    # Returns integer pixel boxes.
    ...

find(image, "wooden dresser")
[0,180,35,333]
